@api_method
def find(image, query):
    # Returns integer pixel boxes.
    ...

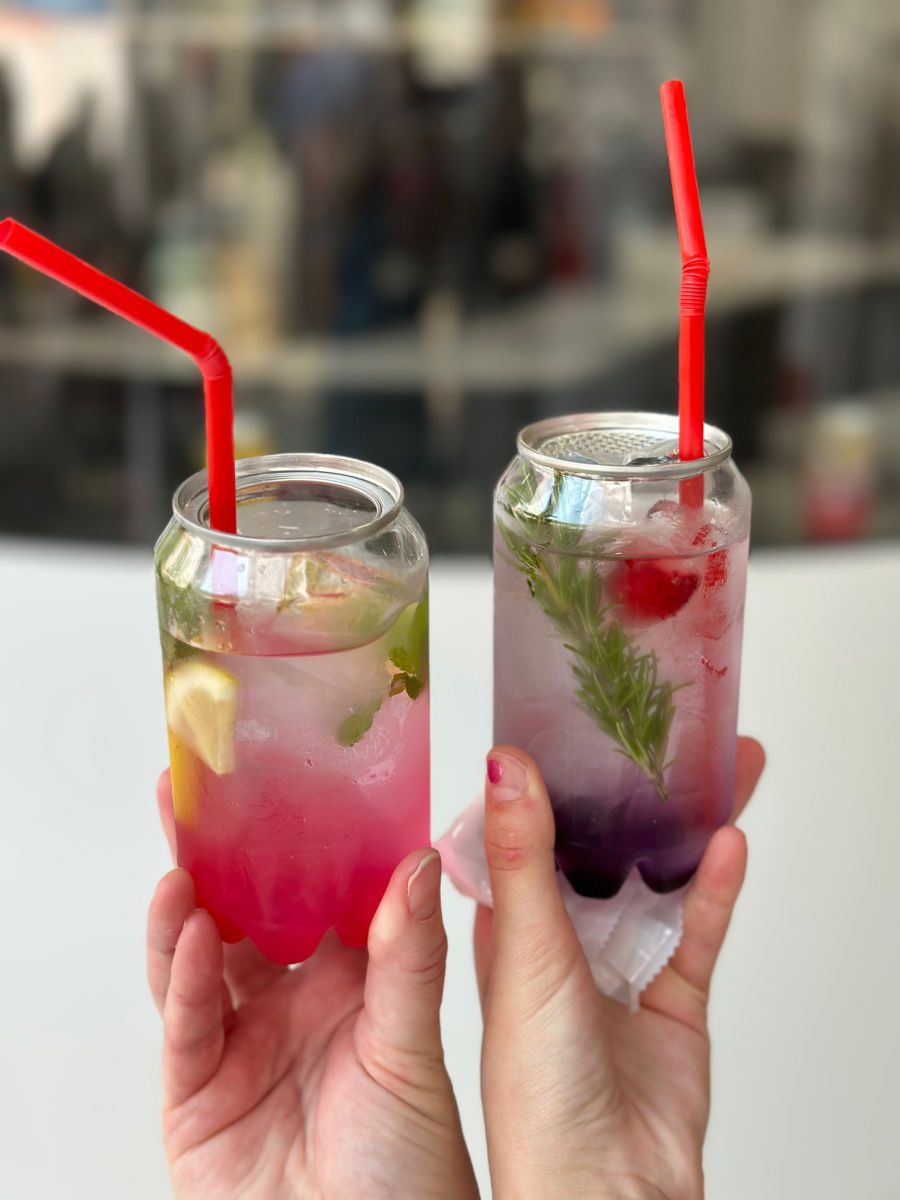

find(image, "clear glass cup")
[494,413,750,898]
[156,454,430,962]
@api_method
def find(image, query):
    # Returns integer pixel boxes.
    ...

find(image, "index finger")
[147,867,196,1015]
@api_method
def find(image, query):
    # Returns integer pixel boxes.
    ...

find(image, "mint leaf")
[387,672,424,700]
[337,698,382,748]
[159,627,200,671]
[389,647,415,674]
[158,571,210,657]
[389,673,409,697]
[405,597,429,683]
[387,595,429,699]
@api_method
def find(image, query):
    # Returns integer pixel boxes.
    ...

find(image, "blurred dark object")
[802,402,877,542]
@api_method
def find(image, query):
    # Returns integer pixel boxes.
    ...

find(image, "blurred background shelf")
[3,234,900,391]
[1,0,900,555]
[114,12,678,59]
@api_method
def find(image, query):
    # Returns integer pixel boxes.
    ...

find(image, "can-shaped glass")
[156,454,430,962]
[494,413,750,898]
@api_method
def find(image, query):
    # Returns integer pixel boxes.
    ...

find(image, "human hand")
[476,738,765,1200]
[148,775,478,1200]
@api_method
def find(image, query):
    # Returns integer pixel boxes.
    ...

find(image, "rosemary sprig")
[499,468,680,802]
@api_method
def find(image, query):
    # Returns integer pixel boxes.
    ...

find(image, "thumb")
[360,849,448,1075]
[483,747,586,1003]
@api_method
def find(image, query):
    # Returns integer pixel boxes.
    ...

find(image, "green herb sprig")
[387,596,428,701]
[499,468,679,802]
[337,698,382,748]
[337,595,429,747]
[157,580,208,669]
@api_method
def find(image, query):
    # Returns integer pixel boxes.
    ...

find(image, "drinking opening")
[173,453,404,551]
[518,413,732,481]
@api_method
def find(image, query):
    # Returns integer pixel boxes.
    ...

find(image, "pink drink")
[494,414,751,898]
[158,455,429,963]
[168,624,429,961]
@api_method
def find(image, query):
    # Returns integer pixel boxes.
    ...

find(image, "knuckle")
[485,819,536,872]
[165,1018,220,1059]
[370,917,448,987]
[408,929,448,987]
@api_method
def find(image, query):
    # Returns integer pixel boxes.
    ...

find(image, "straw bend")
[680,253,710,317]
[195,336,233,381]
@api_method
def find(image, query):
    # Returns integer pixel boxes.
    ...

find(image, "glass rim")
[517,412,733,480]
[172,452,405,552]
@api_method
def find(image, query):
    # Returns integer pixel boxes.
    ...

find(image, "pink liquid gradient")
[169,632,430,963]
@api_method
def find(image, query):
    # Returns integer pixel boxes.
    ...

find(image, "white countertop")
[0,540,897,1198]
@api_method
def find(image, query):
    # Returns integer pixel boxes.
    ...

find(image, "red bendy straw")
[659,81,709,474]
[0,217,236,533]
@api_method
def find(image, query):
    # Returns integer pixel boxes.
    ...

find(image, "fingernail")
[183,908,207,935]
[486,751,527,803]
[407,851,441,921]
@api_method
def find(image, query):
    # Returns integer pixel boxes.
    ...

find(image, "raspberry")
[703,549,728,595]
[608,560,700,621]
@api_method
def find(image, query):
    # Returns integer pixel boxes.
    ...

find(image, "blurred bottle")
[232,410,277,461]
[0,68,24,322]
[545,160,588,284]
[146,201,219,333]
[505,0,610,35]
[803,401,877,541]
[191,410,276,474]
[204,130,293,353]
[408,0,491,87]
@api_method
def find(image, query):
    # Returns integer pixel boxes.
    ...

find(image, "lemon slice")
[167,730,201,825]
[165,660,238,775]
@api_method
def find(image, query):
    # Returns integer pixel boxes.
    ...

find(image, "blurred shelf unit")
[2,234,900,395]
[112,7,677,59]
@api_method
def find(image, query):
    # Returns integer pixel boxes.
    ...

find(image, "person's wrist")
[493,1170,698,1200]
[595,1181,674,1200]
[595,1169,702,1200]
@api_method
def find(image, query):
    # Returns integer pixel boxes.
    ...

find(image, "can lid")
[172,453,404,552]
[518,412,732,481]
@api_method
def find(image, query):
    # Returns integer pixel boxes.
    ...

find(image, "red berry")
[691,523,714,548]
[608,559,700,621]
[703,548,728,595]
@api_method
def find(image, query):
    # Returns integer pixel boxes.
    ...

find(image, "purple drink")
[493,414,751,898]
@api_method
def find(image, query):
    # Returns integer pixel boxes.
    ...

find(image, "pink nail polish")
[486,752,527,802]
